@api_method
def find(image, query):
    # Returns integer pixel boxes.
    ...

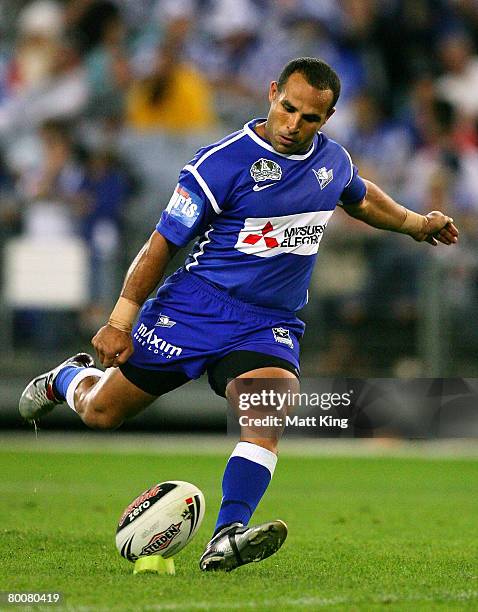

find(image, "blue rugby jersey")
[156,119,366,312]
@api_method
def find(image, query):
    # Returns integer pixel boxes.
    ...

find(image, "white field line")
[1,432,478,459]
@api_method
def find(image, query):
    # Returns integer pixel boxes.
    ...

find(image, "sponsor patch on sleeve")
[166,184,203,228]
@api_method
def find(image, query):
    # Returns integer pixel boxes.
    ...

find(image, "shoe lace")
[33,379,53,408]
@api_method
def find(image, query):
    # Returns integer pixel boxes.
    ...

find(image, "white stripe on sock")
[65,367,103,413]
[230,442,278,477]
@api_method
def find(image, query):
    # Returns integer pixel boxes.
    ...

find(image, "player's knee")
[83,404,123,430]
[241,436,279,454]
[259,439,279,454]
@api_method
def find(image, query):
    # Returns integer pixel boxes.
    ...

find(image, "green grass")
[0,445,477,611]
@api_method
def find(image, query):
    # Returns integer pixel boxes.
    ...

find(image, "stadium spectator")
[435,30,478,120]
[192,0,264,127]
[0,153,17,237]
[79,149,131,329]
[402,98,478,219]
[12,119,87,350]
[126,2,216,133]
[118,0,218,234]
[18,119,86,238]
[8,0,64,95]
[341,92,413,197]
[0,36,88,136]
[82,4,131,123]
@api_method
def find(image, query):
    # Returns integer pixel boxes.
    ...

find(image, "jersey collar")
[243,118,317,160]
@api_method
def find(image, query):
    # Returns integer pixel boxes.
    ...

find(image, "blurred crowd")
[0,0,477,374]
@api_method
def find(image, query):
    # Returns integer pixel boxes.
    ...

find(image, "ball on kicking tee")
[116,481,205,561]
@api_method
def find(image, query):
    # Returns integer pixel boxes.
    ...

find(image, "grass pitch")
[0,437,477,611]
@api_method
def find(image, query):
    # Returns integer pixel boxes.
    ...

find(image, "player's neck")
[254,121,268,142]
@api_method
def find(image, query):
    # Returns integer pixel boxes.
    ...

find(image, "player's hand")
[412,211,459,246]
[91,325,134,368]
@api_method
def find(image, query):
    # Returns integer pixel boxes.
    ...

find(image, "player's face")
[263,72,335,154]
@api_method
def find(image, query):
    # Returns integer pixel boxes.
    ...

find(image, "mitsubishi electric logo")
[235,211,334,258]
[243,221,279,249]
[313,167,333,189]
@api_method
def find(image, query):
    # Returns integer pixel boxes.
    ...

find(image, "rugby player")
[19,57,459,571]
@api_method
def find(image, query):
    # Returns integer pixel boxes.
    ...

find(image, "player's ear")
[269,81,279,103]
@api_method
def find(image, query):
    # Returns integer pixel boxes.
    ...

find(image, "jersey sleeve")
[156,141,237,245]
[337,145,367,205]
[156,167,219,246]
[339,164,366,205]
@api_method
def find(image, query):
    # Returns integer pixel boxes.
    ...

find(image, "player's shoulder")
[189,127,248,169]
[316,132,354,174]
[317,132,352,160]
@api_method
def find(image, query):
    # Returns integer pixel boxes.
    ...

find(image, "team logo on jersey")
[272,327,293,349]
[313,167,334,190]
[235,210,334,258]
[166,183,202,228]
[250,158,282,183]
[154,313,176,328]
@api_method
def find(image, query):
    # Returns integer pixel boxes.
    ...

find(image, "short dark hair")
[277,57,341,108]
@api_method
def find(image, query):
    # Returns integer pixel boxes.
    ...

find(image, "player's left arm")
[341,179,459,246]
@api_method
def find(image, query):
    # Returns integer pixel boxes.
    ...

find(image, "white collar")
[243,119,317,160]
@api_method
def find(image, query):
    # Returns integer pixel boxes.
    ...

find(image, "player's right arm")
[92,230,177,368]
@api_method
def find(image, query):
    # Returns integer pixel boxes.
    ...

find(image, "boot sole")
[201,520,288,572]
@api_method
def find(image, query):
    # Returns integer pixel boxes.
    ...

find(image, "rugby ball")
[116,481,205,561]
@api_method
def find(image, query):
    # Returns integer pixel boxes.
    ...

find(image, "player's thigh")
[209,350,299,399]
[226,365,298,394]
[82,367,159,421]
[226,366,299,411]
[226,366,299,449]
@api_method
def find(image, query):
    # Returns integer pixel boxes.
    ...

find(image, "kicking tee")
[156,119,366,312]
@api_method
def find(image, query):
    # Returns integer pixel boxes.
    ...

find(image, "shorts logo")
[166,183,202,228]
[250,158,282,183]
[155,313,176,328]
[313,167,333,189]
[140,522,182,555]
[134,323,182,358]
[272,327,293,349]
[235,210,334,258]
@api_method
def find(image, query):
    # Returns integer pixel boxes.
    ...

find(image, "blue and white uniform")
[126,119,366,380]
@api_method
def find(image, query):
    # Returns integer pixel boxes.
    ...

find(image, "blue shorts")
[126,269,305,381]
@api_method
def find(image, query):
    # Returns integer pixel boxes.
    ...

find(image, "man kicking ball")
[19,57,458,571]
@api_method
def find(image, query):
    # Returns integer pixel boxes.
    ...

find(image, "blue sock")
[53,366,86,400]
[214,442,277,535]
